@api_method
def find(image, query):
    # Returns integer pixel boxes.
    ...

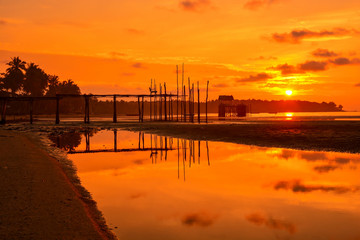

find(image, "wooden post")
[150,79,152,121]
[176,65,179,121]
[181,63,184,122]
[206,80,209,123]
[141,96,144,122]
[164,83,167,121]
[29,99,34,124]
[183,85,186,122]
[113,95,117,123]
[84,95,90,124]
[56,96,60,124]
[192,83,195,123]
[197,81,200,123]
[1,98,7,125]
[138,96,141,122]
[188,77,191,122]
[159,84,162,121]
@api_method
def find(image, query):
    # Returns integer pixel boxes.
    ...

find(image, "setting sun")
[286,90,293,96]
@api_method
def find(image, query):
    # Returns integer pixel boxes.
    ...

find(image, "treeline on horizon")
[1,57,343,116]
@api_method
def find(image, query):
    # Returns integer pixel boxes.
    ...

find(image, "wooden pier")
[0,65,210,125]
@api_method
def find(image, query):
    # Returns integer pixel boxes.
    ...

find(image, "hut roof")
[219,95,234,101]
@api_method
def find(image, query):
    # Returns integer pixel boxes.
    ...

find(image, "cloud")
[313,165,339,173]
[132,62,145,69]
[299,152,327,161]
[236,73,273,83]
[312,48,339,58]
[273,180,360,194]
[271,63,304,75]
[249,56,278,61]
[179,0,212,12]
[213,83,229,88]
[244,0,285,11]
[246,213,296,234]
[330,57,360,66]
[125,28,145,35]
[109,52,126,58]
[334,157,350,164]
[122,72,135,77]
[355,83,360,87]
[0,19,7,25]
[181,212,217,227]
[129,193,146,199]
[299,61,328,71]
[271,28,357,44]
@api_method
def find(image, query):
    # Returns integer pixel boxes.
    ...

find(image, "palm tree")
[3,57,26,95]
[23,62,49,96]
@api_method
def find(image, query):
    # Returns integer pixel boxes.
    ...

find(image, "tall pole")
[176,65,179,121]
[113,95,117,123]
[150,79,152,121]
[197,81,200,123]
[164,83,167,121]
[183,85,186,122]
[181,63,184,121]
[206,80,209,123]
[159,84,162,121]
[188,77,191,122]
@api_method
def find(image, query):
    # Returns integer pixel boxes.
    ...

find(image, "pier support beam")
[113,95,117,123]
[1,98,7,125]
[29,99,34,124]
[56,96,60,124]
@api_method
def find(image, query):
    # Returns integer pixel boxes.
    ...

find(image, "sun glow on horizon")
[286,90,293,96]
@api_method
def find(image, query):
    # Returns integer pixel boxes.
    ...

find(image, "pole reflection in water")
[50,129,360,240]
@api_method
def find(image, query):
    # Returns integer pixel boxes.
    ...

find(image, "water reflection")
[49,129,211,182]
[50,129,360,240]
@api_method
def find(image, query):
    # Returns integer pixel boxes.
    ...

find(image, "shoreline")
[0,129,117,239]
[2,120,360,153]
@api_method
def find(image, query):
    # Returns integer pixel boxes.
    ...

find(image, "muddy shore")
[0,129,117,240]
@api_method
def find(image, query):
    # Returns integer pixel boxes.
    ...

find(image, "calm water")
[37,111,360,123]
[51,130,360,240]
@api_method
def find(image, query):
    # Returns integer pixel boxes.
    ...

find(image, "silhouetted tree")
[23,63,49,96]
[45,78,82,114]
[2,57,26,95]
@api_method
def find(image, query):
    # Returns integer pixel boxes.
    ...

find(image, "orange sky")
[1,0,360,110]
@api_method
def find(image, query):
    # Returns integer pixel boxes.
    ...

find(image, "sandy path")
[0,130,115,239]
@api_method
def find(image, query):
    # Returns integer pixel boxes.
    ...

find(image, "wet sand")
[0,130,117,239]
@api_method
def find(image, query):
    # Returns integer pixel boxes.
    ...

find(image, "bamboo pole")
[181,63,184,121]
[164,83,167,121]
[183,85,186,122]
[150,79,152,121]
[176,65,179,121]
[206,80,209,123]
[197,81,200,123]
[159,84,162,121]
